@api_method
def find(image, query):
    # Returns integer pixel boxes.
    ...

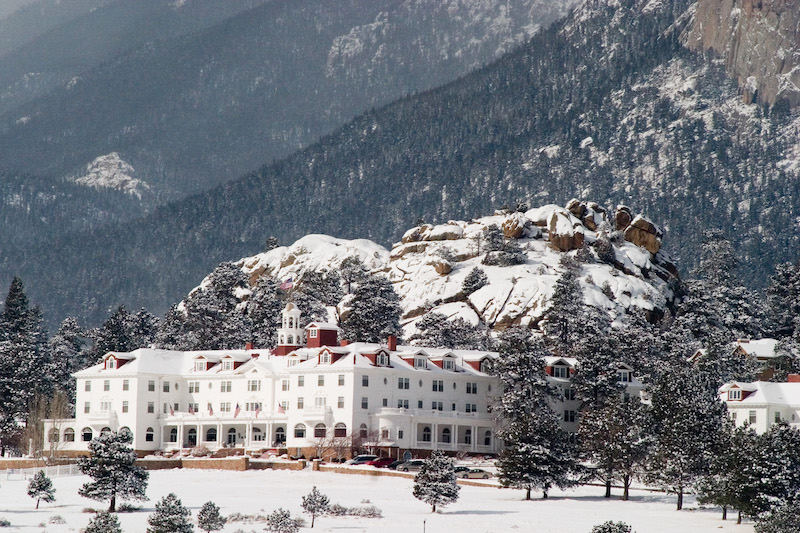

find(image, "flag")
[280,277,293,290]
[208,403,214,416]
[255,404,261,417]
[277,404,286,414]
[170,404,174,416]
[189,404,195,415]
[234,403,241,418]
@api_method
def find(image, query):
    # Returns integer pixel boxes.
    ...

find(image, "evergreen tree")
[756,501,800,533]
[265,508,300,533]
[26,470,55,509]
[300,486,329,527]
[591,522,632,533]
[694,332,760,385]
[85,511,123,533]
[300,269,343,307]
[88,305,137,360]
[461,267,488,295]
[78,429,149,512]
[765,261,800,339]
[197,501,226,533]
[341,275,401,343]
[48,316,89,399]
[288,288,328,328]
[154,304,193,351]
[540,256,586,356]
[245,278,282,348]
[413,451,460,512]
[340,256,368,294]
[409,312,493,350]
[570,312,624,410]
[147,493,193,533]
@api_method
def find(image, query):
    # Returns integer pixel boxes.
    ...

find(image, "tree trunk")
[432,504,436,513]
[722,506,727,520]
[605,478,612,498]
[622,474,630,501]
[525,488,531,500]
[542,490,548,499]
[311,514,315,527]
[676,490,683,511]
[36,498,40,510]
[737,510,742,525]
[109,494,116,513]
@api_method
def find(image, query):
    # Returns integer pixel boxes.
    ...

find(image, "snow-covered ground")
[0,468,754,532]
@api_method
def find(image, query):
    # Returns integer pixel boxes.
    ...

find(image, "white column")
[471,426,477,452]
[432,423,438,450]
[217,423,222,448]
[177,423,184,450]
[246,422,252,451]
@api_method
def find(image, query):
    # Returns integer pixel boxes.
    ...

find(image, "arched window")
[48,428,59,443]
[480,359,492,373]
[314,424,326,438]
[334,423,347,438]
[442,427,451,443]
[252,428,263,442]
[287,334,294,345]
[279,334,285,345]
[206,428,217,442]
[464,428,472,445]
[145,427,154,442]
[169,428,178,443]
[484,430,491,447]
[276,427,286,443]
[359,424,368,439]
[82,427,93,442]
[422,426,431,442]
[63,428,75,442]
[294,424,306,438]
[228,428,237,445]
[100,427,111,436]
[188,428,197,446]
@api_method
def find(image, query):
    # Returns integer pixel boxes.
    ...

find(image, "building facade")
[720,377,800,434]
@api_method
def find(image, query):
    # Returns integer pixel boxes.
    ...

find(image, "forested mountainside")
[7,0,800,328]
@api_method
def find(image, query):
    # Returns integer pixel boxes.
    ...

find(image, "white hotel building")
[44,305,502,458]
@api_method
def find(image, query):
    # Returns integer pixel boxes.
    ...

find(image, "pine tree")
[462,267,488,295]
[756,501,800,533]
[300,269,343,306]
[341,275,401,343]
[409,312,493,350]
[265,508,300,533]
[540,256,586,356]
[301,486,329,528]
[765,261,800,339]
[245,278,282,348]
[78,429,149,512]
[591,521,632,533]
[197,501,226,533]
[85,511,123,533]
[413,451,460,512]
[26,470,55,509]
[48,316,89,399]
[340,256,368,294]
[147,493,193,533]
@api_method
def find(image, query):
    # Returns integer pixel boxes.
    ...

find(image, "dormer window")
[443,359,455,371]
[728,389,742,401]
[309,328,318,339]
[321,352,331,364]
[377,353,389,366]
[415,357,427,369]
[106,358,116,369]
[552,365,569,378]
[480,359,492,374]
[222,360,234,371]
[194,360,206,372]
[617,370,631,383]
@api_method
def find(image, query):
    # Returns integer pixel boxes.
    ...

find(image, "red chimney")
[245,342,254,350]
[340,340,349,347]
[387,335,397,351]
[788,374,800,383]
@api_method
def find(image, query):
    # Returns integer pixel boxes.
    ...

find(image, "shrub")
[117,502,142,512]
[0,518,9,527]
[49,515,66,524]
[591,521,633,533]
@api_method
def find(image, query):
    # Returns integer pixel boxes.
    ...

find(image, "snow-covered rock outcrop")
[74,153,150,199]
[220,201,680,339]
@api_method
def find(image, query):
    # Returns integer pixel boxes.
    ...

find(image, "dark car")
[397,459,426,472]
[387,460,405,470]
[366,457,395,468]
[454,466,471,476]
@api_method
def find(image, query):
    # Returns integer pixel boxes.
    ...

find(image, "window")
[309,328,318,338]
[220,402,231,413]
[275,427,286,443]
[145,427,154,442]
[377,353,389,366]
[731,412,737,421]
[466,403,477,413]
[62,428,75,442]
[106,358,116,369]
[221,381,232,393]
[206,428,217,442]
[248,379,261,392]
[564,410,577,423]
[432,380,444,392]
[194,360,206,371]
[246,402,262,412]
[362,375,369,387]
[617,370,631,382]
[174,403,179,412]
[484,430,492,446]
[563,388,576,401]
[297,397,305,409]
[82,427,93,442]
[418,400,423,409]
[451,403,456,411]
[359,424,368,438]
[775,411,782,423]
[422,427,431,442]
[466,382,477,394]
[169,428,178,443]
[163,403,169,414]
[190,402,199,413]
[337,397,344,408]
[85,380,91,392]
[162,381,169,393]
[84,402,90,414]
[321,352,331,364]
[480,359,492,373]
[147,401,155,413]
[553,366,569,378]
[48,428,59,443]
[122,401,129,413]
[381,428,390,439]
[101,401,111,412]
[280,400,289,412]
[334,423,347,437]
[189,381,200,393]
[298,375,304,387]
[295,424,306,438]
[443,359,455,370]
[464,429,472,445]
[361,397,369,409]
[314,396,327,407]
[148,380,155,392]
[314,424,326,438]
[432,401,443,411]
[398,429,404,439]
[101,379,109,392]
[749,410,757,425]
[252,427,264,442]
[728,389,742,401]
[415,357,427,369]
[397,399,409,409]
[338,374,345,386]
[442,428,451,443]
[222,360,233,371]
[318,375,325,386]
[398,377,409,389]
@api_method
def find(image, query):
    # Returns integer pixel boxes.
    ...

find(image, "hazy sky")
[0,0,39,21]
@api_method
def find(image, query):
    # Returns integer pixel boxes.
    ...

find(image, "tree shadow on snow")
[440,510,516,516]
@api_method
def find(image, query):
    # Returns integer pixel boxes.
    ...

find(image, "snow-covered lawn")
[0,469,754,532]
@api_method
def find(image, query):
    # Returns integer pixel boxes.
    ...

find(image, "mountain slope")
[10,0,800,328]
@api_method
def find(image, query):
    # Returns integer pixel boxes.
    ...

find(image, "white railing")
[4,463,81,481]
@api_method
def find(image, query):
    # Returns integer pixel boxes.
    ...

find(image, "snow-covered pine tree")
[749,423,800,519]
[591,521,632,533]
[765,261,800,339]
[695,331,760,386]
[27,470,55,509]
[265,508,300,533]
[755,501,800,533]
[245,277,282,348]
[340,256,368,294]
[299,269,343,307]
[155,304,193,350]
[288,288,328,328]
[301,486,330,527]
[341,275,401,343]
[197,501,226,532]
[78,429,149,512]
[409,312,493,350]
[493,327,578,499]
[48,316,89,399]
[85,511,122,533]
[570,312,624,410]
[462,266,488,296]
[540,256,586,356]
[147,493,193,533]
[413,451,460,512]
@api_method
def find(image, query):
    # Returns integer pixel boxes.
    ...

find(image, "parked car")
[454,466,471,476]
[344,454,378,465]
[366,457,395,468]
[387,460,405,470]
[459,468,493,479]
[397,459,426,472]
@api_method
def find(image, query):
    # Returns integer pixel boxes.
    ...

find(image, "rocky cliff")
[686,0,800,108]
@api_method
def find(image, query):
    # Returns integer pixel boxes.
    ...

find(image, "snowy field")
[0,468,754,532]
